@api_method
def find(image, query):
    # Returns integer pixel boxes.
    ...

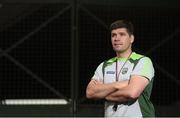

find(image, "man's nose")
[115,35,121,41]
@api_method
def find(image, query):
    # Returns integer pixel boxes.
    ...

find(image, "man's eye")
[120,33,125,36]
[112,34,116,37]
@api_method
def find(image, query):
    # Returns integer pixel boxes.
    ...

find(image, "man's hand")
[114,80,129,90]
[88,80,103,88]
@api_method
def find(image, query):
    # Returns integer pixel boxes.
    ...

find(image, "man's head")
[110,20,134,53]
[110,20,134,36]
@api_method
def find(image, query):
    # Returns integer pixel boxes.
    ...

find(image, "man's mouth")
[114,44,123,46]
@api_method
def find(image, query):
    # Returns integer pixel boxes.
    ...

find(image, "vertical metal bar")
[71,0,79,116]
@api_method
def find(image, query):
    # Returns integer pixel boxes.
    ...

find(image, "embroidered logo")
[122,68,128,74]
[106,71,115,74]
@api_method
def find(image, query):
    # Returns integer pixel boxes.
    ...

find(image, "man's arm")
[86,79,129,99]
[106,75,149,102]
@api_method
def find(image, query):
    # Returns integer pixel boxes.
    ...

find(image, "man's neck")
[116,50,132,58]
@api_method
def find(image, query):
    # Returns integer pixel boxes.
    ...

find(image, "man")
[86,20,155,117]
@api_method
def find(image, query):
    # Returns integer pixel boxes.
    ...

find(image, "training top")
[92,52,155,117]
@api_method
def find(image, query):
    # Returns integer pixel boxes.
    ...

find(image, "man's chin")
[113,49,123,53]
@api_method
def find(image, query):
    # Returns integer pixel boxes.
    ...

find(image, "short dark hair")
[110,20,134,35]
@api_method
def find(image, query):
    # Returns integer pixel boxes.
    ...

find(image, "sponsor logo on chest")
[122,68,128,74]
[106,71,115,74]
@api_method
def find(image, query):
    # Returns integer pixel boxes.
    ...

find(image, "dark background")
[0,0,180,116]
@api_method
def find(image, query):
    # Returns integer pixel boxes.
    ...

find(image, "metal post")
[71,0,79,116]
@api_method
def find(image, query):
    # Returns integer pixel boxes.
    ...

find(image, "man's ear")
[130,35,134,43]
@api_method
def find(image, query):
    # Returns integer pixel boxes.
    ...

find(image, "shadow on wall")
[78,101,180,117]
[156,101,180,117]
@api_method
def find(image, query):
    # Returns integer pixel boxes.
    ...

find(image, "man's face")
[111,28,134,53]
